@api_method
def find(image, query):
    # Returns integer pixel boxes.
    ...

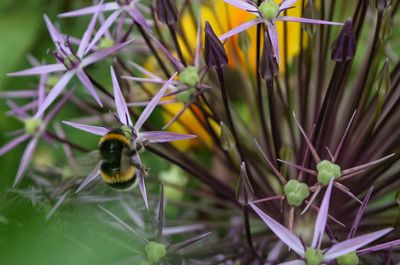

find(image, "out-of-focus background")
[0,1,152,264]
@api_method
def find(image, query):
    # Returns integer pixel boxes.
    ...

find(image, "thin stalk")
[168,25,187,67]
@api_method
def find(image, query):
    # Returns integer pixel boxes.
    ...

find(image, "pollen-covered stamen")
[24,117,42,134]
[258,0,280,21]
[53,39,81,70]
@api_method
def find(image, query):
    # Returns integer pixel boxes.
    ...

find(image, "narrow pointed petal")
[168,232,212,252]
[331,20,355,61]
[250,202,305,256]
[255,140,286,183]
[219,18,264,41]
[156,185,164,240]
[267,24,280,65]
[13,136,40,187]
[81,39,134,67]
[137,169,149,209]
[311,178,334,249]
[76,162,101,193]
[358,239,400,255]
[127,7,150,31]
[127,61,162,80]
[334,110,357,162]
[43,88,75,126]
[348,187,374,239]
[149,34,184,71]
[7,64,65,77]
[293,113,321,163]
[267,241,284,262]
[34,71,74,118]
[122,76,166,84]
[278,16,344,26]
[85,10,120,55]
[277,159,317,175]
[237,162,255,205]
[111,67,132,126]
[46,191,69,221]
[0,134,30,156]
[205,21,229,68]
[156,0,178,25]
[75,70,103,107]
[280,0,298,10]
[77,1,103,57]
[58,2,118,17]
[43,15,64,43]
[62,121,109,136]
[278,260,305,265]
[138,131,196,144]
[0,90,37,98]
[224,0,258,12]
[135,72,177,131]
[341,153,395,175]
[323,228,393,261]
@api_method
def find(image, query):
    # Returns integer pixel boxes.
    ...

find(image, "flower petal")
[62,121,109,136]
[224,0,258,12]
[13,136,40,187]
[34,71,74,118]
[250,202,305,256]
[138,131,196,144]
[219,18,264,41]
[0,134,31,156]
[7,64,65,77]
[323,228,393,261]
[43,15,64,44]
[0,90,37,98]
[75,70,102,107]
[127,6,150,31]
[135,72,177,131]
[311,178,334,249]
[77,1,104,57]
[279,0,298,10]
[267,24,280,65]
[278,16,344,26]
[134,155,148,209]
[85,10,121,55]
[278,260,305,265]
[111,67,132,126]
[81,39,134,67]
[76,162,101,193]
[58,2,118,17]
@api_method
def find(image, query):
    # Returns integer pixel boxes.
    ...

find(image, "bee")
[98,128,139,191]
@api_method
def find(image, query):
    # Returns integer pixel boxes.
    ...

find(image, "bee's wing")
[66,150,101,178]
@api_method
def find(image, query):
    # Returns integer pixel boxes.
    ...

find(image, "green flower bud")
[179,66,200,86]
[284,179,310,207]
[220,122,236,151]
[258,1,280,21]
[99,37,115,49]
[24,117,42,134]
[304,248,324,265]
[336,251,359,265]
[316,160,341,185]
[145,241,167,263]
[176,87,195,102]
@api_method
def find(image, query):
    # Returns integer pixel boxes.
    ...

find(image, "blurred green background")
[0,1,150,264]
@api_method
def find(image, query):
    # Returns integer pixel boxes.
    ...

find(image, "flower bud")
[331,20,356,62]
[259,32,279,80]
[376,0,391,11]
[304,248,324,265]
[317,160,341,185]
[204,21,228,68]
[24,117,42,134]
[337,251,359,265]
[145,241,167,263]
[179,66,200,86]
[236,162,255,205]
[156,0,178,25]
[220,122,235,151]
[284,180,310,207]
[258,1,279,21]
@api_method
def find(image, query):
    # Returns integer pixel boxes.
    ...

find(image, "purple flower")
[220,0,343,64]
[59,0,150,31]
[250,178,394,264]
[0,90,73,187]
[63,68,196,208]
[8,3,133,118]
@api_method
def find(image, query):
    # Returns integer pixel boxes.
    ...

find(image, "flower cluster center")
[258,1,280,21]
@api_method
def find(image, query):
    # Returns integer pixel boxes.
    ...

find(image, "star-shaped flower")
[220,0,343,64]
[8,2,132,118]
[250,178,394,265]
[63,68,196,208]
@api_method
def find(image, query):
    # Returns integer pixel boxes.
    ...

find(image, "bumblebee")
[98,128,138,190]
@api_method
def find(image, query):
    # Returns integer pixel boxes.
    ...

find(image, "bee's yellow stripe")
[99,133,130,146]
[100,166,136,184]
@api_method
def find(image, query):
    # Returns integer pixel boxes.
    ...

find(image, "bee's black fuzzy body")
[98,129,136,190]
